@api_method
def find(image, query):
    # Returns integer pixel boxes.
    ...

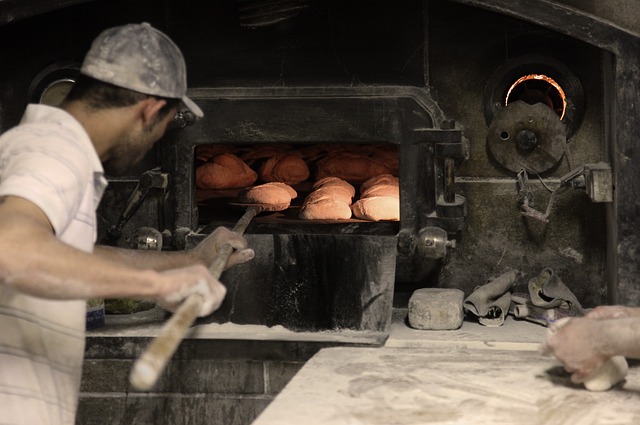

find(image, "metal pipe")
[443,157,455,203]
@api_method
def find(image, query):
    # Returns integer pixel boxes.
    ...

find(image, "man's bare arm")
[93,225,254,272]
[0,195,176,301]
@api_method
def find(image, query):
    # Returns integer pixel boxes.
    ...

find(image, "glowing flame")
[505,74,567,120]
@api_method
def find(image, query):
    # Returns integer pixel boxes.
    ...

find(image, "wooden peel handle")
[129,294,204,390]
[129,206,259,391]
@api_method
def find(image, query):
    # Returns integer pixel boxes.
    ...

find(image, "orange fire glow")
[505,74,567,120]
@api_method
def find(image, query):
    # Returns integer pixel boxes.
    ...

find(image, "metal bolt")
[516,129,538,152]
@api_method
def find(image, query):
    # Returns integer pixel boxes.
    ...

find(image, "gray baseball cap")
[80,22,203,118]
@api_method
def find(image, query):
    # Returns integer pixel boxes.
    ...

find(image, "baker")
[0,23,254,425]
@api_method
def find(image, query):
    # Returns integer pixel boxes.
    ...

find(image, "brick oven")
[1,0,639,424]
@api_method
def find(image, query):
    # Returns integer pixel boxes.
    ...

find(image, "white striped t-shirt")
[0,104,107,425]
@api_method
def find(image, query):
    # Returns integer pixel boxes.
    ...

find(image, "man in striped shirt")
[0,23,254,424]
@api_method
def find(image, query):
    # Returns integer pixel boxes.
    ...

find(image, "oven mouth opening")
[195,142,401,234]
[504,73,567,120]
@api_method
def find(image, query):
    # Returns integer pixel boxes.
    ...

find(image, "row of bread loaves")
[196,152,309,189]
[195,147,396,189]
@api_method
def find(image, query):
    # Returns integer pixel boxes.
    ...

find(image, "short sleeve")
[0,131,92,236]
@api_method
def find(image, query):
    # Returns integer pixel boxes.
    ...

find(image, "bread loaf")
[352,174,400,221]
[312,177,356,198]
[265,182,298,199]
[360,174,399,193]
[351,196,400,221]
[299,196,353,220]
[196,153,257,189]
[316,153,392,184]
[306,186,352,205]
[299,177,354,220]
[360,184,399,198]
[259,154,310,185]
[238,182,296,206]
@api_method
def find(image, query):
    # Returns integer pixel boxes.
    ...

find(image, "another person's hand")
[190,226,254,269]
[540,317,611,384]
[155,264,228,317]
[586,305,640,320]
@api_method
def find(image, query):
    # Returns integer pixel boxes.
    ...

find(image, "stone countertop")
[251,312,640,425]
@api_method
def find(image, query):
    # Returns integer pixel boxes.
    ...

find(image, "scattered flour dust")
[194,321,291,335]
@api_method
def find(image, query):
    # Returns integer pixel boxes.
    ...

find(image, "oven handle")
[129,205,260,391]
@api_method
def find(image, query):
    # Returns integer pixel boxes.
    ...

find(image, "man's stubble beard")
[103,123,158,176]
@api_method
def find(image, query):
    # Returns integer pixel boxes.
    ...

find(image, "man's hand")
[540,317,611,384]
[191,227,254,269]
[154,227,254,317]
[155,264,227,317]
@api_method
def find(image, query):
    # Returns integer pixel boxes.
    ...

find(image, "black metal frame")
[162,86,465,284]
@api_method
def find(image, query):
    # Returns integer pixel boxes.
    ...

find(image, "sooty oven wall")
[428,1,608,306]
[0,0,638,311]
[1,2,640,424]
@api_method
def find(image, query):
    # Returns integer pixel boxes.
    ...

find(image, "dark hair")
[64,74,180,119]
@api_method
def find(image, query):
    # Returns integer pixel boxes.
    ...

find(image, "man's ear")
[140,98,168,127]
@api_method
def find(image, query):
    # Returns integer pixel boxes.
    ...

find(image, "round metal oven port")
[27,61,80,107]
[483,54,585,139]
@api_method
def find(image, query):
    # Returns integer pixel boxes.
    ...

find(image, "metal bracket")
[560,162,613,203]
[517,162,613,224]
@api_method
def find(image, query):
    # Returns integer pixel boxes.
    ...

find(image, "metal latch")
[517,162,613,224]
[108,168,170,240]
